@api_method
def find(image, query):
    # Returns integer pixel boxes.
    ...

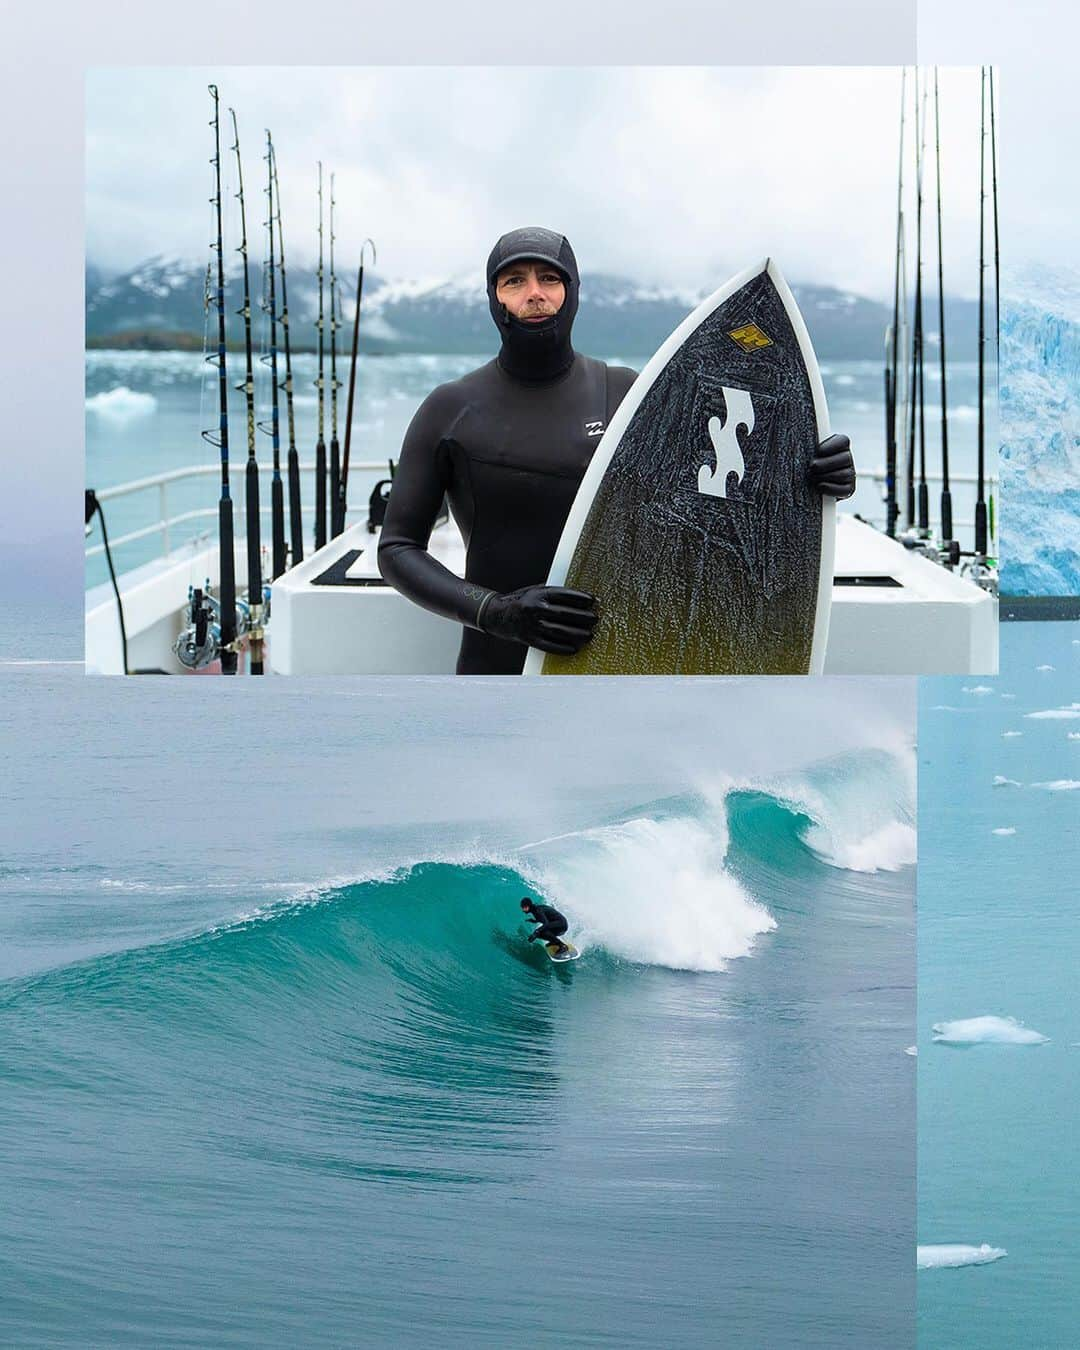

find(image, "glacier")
[1001,262,1080,594]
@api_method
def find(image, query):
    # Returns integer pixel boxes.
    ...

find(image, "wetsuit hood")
[486,226,580,383]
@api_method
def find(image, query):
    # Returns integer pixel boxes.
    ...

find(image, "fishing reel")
[174,583,252,670]
[936,539,962,570]
[961,556,998,596]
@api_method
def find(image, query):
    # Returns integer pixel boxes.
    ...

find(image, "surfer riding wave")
[520,896,571,957]
[378,226,856,674]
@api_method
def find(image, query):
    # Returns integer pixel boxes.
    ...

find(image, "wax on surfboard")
[523,257,835,676]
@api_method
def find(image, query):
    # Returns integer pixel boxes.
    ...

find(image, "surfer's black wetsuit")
[378,227,857,675]
[378,227,637,675]
[525,904,569,946]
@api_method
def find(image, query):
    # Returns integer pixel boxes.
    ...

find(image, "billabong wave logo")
[698,387,753,498]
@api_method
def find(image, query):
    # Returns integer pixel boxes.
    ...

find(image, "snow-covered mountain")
[85,253,983,361]
[1000,262,1080,595]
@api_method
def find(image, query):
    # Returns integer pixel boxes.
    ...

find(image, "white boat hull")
[86,515,997,677]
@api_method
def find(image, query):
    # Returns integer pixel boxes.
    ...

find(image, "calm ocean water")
[919,620,1080,1348]
[1,673,915,1347]
[85,350,992,591]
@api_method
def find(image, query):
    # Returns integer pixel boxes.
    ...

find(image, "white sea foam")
[1033,779,1080,791]
[525,812,775,973]
[962,685,994,696]
[932,1015,1049,1046]
[992,776,1021,787]
[904,1045,917,1057]
[1037,664,1056,672]
[1002,731,1023,738]
[1068,733,1080,741]
[991,828,1016,836]
[805,817,917,872]
[918,1244,1007,1270]
[1026,708,1080,719]
[755,748,916,875]
[85,386,157,421]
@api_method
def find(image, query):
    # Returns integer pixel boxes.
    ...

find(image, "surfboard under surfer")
[520,897,571,958]
[378,226,856,674]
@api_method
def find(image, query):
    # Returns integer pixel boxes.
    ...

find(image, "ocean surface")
[919,619,1080,1348]
[85,350,994,591]
[1,673,916,1347]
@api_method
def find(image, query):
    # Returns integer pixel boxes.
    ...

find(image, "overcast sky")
[920,0,1079,284]
[87,65,993,301]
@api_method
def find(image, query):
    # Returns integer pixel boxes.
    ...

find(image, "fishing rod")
[989,67,1000,365]
[270,142,303,567]
[314,163,328,551]
[260,130,286,581]
[202,86,238,676]
[917,73,930,535]
[339,238,377,531]
[884,67,906,538]
[975,66,989,560]
[329,173,344,537]
[988,66,1000,555]
[933,68,953,550]
[905,69,927,533]
[230,107,265,675]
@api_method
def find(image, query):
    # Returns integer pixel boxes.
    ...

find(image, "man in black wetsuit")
[520,897,570,957]
[378,226,856,675]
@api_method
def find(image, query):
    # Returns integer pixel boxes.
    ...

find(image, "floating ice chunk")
[932,1015,1049,1045]
[85,386,157,421]
[918,1244,1007,1270]
[991,828,1016,836]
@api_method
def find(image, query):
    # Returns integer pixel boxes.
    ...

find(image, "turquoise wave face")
[0,751,914,1348]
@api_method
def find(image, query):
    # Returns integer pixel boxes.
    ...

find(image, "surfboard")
[544,941,580,963]
[523,258,835,675]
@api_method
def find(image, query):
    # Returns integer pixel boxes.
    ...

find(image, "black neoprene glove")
[477,585,598,654]
[808,433,856,500]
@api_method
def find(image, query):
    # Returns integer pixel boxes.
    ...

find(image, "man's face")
[495,260,566,322]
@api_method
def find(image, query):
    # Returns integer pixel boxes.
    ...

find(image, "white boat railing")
[87,461,1000,563]
[857,468,1000,536]
[86,460,392,561]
